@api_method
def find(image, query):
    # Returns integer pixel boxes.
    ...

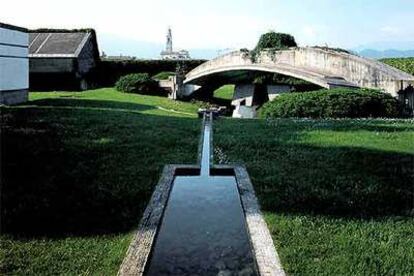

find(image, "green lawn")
[29,87,201,116]
[214,84,235,100]
[1,89,413,275]
[214,118,414,275]
[1,89,201,274]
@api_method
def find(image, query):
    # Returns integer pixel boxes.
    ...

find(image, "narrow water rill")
[200,112,212,177]
[145,112,259,275]
[119,111,283,276]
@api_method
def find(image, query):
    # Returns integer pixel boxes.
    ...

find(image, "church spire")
[166,27,173,52]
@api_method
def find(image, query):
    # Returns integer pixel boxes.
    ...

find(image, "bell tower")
[166,27,173,53]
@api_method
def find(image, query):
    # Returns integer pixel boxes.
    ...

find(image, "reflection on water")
[145,176,258,275]
[146,112,257,275]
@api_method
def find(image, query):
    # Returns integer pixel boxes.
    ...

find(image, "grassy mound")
[152,71,175,80]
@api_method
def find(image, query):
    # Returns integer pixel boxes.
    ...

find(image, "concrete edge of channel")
[118,164,285,276]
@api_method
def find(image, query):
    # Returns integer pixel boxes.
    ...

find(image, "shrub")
[255,31,297,51]
[259,88,403,119]
[380,57,414,75]
[115,73,159,94]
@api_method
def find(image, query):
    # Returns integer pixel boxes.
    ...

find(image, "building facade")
[29,29,99,90]
[0,22,29,105]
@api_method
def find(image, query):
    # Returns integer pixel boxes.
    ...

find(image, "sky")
[2,0,414,58]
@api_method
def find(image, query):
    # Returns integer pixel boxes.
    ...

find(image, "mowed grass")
[266,214,414,275]
[29,87,202,116]
[214,118,414,275]
[2,88,414,275]
[214,84,235,100]
[1,89,201,274]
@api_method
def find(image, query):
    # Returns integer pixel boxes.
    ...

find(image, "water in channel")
[145,112,258,276]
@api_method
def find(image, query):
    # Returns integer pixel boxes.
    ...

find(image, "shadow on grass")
[215,120,414,220]
[1,104,200,238]
[264,119,414,133]
[252,144,414,219]
[1,105,413,239]
[28,98,158,112]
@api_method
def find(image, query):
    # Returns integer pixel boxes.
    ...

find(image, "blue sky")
[2,0,414,58]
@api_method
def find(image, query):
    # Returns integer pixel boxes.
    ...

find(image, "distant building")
[0,22,29,105]
[160,28,190,60]
[101,52,137,61]
[29,29,99,90]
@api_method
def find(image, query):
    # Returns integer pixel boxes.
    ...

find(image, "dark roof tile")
[29,33,49,53]
[29,32,89,56]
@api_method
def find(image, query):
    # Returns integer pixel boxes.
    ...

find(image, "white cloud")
[2,0,413,56]
[298,25,329,46]
[0,0,280,49]
[303,26,317,38]
[380,26,400,35]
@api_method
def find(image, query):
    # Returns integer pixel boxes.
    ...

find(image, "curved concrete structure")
[184,47,414,97]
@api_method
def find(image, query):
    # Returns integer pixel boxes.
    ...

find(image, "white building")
[0,22,29,105]
[160,28,190,60]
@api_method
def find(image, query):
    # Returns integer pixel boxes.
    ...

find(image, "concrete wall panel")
[0,57,29,90]
[0,27,28,46]
[0,26,29,104]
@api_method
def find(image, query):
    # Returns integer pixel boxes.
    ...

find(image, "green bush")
[259,88,403,118]
[115,73,159,94]
[255,31,297,51]
[380,57,414,75]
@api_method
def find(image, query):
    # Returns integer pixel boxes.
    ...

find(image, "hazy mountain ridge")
[356,49,414,59]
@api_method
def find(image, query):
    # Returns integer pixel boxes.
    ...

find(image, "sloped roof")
[29,30,97,58]
[0,22,28,32]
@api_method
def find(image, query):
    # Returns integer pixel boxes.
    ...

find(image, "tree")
[255,31,297,51]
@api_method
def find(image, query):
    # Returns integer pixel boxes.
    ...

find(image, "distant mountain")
[356,49,414,59]
[354,41,414,52]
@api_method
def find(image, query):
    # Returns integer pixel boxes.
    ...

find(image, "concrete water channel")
[119,111,284,276]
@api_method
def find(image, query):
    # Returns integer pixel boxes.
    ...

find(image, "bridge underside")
[183,66,360,101]
[178,49,414,117]
[186,70,264,86]
[184,66,360,91]
[182,67,360,118]
[182,48,414,100]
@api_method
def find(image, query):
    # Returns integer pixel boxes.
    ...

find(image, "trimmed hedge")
[95,59,205,87]
[259,88,403,118]
[115,73,159,94]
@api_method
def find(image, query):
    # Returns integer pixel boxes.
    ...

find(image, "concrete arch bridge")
[178,47,414,117]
